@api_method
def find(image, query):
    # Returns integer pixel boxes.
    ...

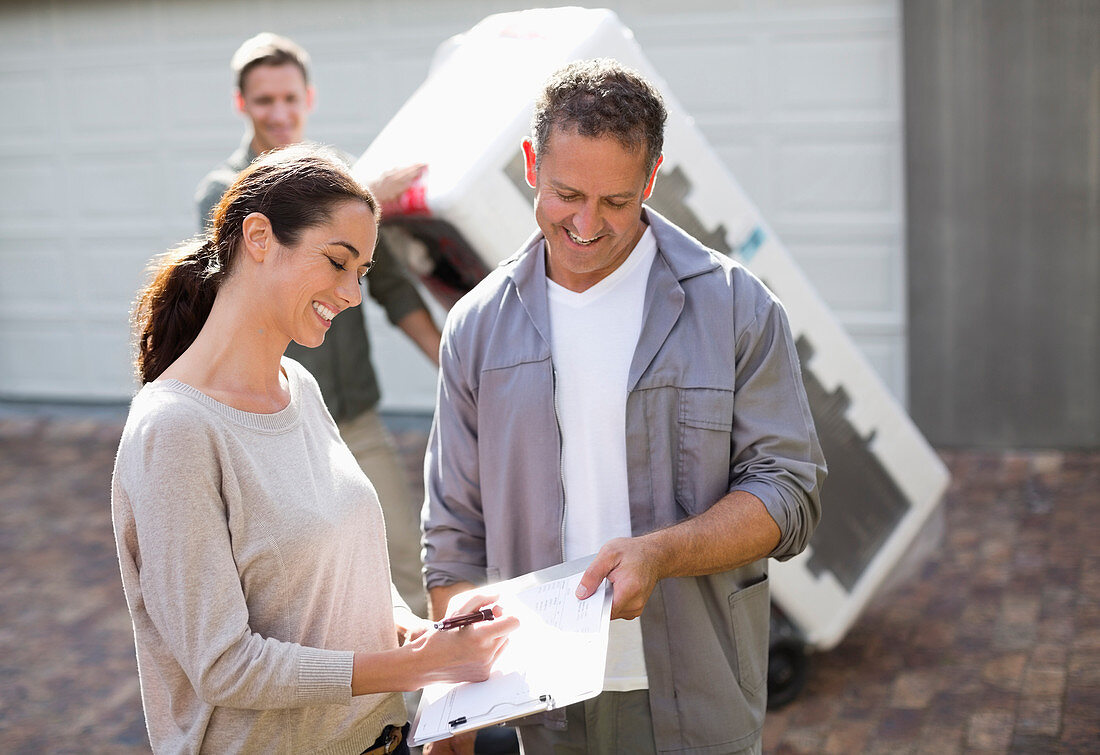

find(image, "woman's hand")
[393,605,433,646]
[406,592,519,686]
[350,592,518,696]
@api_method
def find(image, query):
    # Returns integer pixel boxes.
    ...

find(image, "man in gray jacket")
[423,59,825,755]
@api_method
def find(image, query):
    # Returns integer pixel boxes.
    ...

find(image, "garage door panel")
[0,0,906,406]
[0,158,61,222]
[70,153,162,219]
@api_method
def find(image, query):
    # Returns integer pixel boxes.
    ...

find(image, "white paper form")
[410,557,612,745]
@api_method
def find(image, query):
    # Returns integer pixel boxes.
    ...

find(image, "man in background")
[196,32,437,615]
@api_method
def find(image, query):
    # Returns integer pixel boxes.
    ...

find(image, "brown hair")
[531,58,667,175]
[231,32,311,93]
[132,143,377,385]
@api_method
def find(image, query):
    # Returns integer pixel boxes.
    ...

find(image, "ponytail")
[131,237,226,385]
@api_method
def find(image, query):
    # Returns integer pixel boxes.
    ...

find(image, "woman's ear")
[241,212,274,263]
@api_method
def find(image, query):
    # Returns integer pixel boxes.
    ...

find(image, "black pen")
[434,606,496,631]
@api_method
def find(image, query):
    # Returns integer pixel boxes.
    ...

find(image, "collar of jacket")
[502,207,722,391]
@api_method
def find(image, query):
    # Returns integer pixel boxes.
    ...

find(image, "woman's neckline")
[153,360,302,432]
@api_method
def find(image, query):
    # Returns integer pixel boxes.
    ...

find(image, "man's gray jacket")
[423,208,825,754]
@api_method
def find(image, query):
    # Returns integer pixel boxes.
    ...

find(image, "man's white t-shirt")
[546,226,657,691]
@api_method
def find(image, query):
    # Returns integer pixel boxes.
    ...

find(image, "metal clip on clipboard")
[447,694,554,729]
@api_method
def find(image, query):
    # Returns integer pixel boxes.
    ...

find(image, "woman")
[112,144,516,754]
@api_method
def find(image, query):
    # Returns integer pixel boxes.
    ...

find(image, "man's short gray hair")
[531,58,667,175]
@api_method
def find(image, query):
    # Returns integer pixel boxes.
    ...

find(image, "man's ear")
[241,212,274,263]
[234,89,246,115]
[305,85,316,113]
[642,155,664,201]
[522,138,538,188]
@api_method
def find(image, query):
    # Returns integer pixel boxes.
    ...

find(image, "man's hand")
[368,163,427,205]
[575,536,664,620]
[423,730,477,755]
[575,491,784,620]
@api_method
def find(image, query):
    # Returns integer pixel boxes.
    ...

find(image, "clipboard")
[409,556,612,746]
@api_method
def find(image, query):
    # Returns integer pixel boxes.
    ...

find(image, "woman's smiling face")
[269,199,377,348]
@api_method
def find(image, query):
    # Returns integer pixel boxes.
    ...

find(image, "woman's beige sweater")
[111,358,406,754]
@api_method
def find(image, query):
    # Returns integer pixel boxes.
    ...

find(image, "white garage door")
[0,0,905,410]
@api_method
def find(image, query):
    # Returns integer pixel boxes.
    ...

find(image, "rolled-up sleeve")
[729,279,826,561]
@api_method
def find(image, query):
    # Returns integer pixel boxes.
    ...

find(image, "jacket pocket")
[729,574,770,699]
[676,387,734,515]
